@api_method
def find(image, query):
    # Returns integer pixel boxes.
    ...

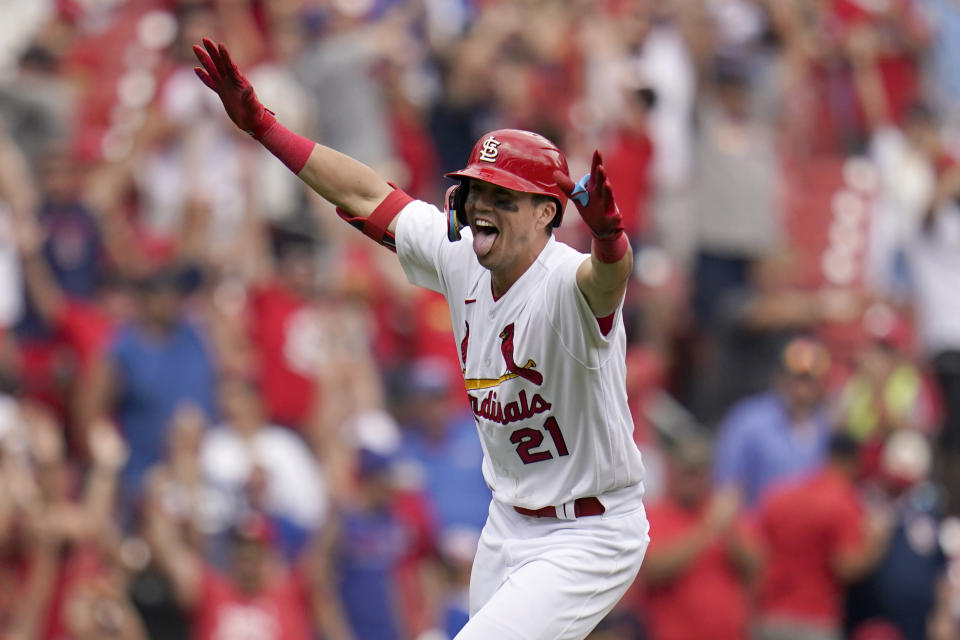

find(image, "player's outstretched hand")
[554,151,624,239]
[192,37,272,137]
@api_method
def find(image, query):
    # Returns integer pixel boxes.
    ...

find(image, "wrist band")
[253,111,315,175]
[592,232,628,264]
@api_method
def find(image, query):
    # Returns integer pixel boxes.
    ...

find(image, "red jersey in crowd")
[336,244,404,368]
[55,299,114,372]
[18,299,113,422]
[409,289,462,379]
[604,130,654,240]
[192,567,311,640]
[248,284,317,430]
[625,345,666,447]
[390,110,439,202]
[830,0,926,126]
[757,466,865,626]
[643,500,751,640]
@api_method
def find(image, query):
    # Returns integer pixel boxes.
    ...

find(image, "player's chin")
[475,251,496,269]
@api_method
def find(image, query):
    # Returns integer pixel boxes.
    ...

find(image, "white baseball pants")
[455,485,649,640]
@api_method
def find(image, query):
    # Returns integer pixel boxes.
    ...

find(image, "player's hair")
[532,194,560,235]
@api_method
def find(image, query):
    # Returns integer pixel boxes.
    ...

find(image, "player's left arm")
[575,245,633,318]
[555,152,633,318]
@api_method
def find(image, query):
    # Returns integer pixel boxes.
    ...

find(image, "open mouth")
[472,218,500,258]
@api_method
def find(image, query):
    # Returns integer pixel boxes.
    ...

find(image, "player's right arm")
[193,39,398,239]
[297,145,395,223]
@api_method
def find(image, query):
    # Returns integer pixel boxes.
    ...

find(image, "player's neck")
[490,270,519,299]
[490,236,549,298]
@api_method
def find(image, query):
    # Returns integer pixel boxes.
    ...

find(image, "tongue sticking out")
[473,230,498,257]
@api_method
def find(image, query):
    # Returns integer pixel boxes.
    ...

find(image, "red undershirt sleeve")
[335,184,413,252]
[597,312,615,336]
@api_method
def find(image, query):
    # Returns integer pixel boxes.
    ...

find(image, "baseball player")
[194,38,648,639]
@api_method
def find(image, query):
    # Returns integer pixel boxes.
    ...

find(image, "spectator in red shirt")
[641,434,759,640]
[832,0,929,131]
[755,432,894,640]
[603,81,655,244]
[144,478,314,640]
[246,226,322,431]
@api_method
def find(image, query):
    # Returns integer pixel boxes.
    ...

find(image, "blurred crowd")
[1,0,960,639]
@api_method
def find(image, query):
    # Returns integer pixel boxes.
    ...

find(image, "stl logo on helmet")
[478,136,502,163]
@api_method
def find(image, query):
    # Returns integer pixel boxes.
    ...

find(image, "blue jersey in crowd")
[714,391,831,507]
[399,413,492,532]
[110,320,217,493]
[338,507,409,640]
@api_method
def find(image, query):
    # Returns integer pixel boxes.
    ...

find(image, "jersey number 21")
[510,417,569,464]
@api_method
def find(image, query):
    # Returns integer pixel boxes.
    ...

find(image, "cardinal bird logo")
[499,324,543,385]
[463,322,542,390]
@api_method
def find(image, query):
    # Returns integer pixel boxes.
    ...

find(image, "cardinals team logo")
[463,322,552,427]
[478,136,501,163]
[463,322,542,390]
[460,321,565,460]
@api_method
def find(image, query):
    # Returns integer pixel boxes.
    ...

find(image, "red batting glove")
[554,151,628,263]
[193,38,314,174]
[193,38,274,138]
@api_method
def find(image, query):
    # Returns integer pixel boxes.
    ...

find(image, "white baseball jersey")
[394,198,645,510]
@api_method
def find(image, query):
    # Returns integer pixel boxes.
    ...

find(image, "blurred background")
[0,0,959,638]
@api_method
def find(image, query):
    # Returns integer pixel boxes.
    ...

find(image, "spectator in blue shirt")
[17,147,104,339]
[315,447,411,640]
[397,358,491,532]
[714,337,834,507]
[36,151,104,301]
[87,266,217,500]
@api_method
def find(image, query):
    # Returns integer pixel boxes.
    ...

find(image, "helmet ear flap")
[445,181,470,242]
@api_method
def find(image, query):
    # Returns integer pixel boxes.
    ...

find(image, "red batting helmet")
[444,129,570,240]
